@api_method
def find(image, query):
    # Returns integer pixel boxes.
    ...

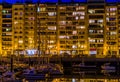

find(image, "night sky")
[1,0,120,4]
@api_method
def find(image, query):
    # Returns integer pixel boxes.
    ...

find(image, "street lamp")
[37,3,41,57]
[26,49,36,66]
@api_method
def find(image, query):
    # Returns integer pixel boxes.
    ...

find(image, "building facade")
[0,2,120,57]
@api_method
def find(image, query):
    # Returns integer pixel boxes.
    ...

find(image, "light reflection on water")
[23,72,120,82]
[19,67,120,82]
[24,78,120,82]
[22,70,120,82]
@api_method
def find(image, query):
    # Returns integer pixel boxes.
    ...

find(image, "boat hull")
[24,74,46,80]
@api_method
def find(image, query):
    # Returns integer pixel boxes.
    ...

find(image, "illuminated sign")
[90,48,97,55]
[26,49,37,56]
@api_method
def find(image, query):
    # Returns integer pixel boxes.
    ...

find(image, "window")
[89,20,95,23]
[88,9,95,14]
[20,12,23,16]
[110,32,117,35]
[48,12,56,16]
[73,31,77,35]
[14,12,18,15]
[72,45,77,49]
[98,20,103,23]
[37,7,40,12]
[76,6,85,10]
[73,12,85,16]
[59,21,66,25]
[29,17,35,20]
[48,26,56,30]
[80,16,84,19]
[41,7,46,11]
[59,36,66,39]
[110,7,117,12]
[89,39,95,43]
[110,12,116,16]
[76,26,85,29]
[75,16,79,20]
[14,21,18,24]
[59,7,66,10]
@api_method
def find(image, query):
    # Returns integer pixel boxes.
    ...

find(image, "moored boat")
[72,63,96,70]
[22,67,47,80]
[2,71,15,81]
[101,63,115,70]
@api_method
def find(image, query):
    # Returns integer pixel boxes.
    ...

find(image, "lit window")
[75,16,79,20]
[98,30,103,33]
[48,40,55,43]
[80,16,84,19]
[89,39,95,43]
[67,21,72,24]
[73,12,76,15]
[59,21,66,25]
[81,45,84,48]
[110,7,117,12]
[60,51,65,54]
[106,13,109,16]
[88,9,95,14]
[72,45,77,49]
[6,28,9,31]
[106,17,109,22]
[66,51,70,54]
[76,6,85,10]
[6,28,11,32]
[111,32,117,35]
[59,7,66,10]
[66,36,70,39]
[14,21,18,24]
[6,33,12,35]
[41,7,46,11]
[89,30,93,33]
[89,20,95,23]
[98,20,103,23]
[100,39,103,43]
[48,12,56,16]
[18,40,23,43]
[73,12,85,16]
[73,31,77,35]
[110,12,116,16]
[76,26,85,29]
[80,26,85,29]
[2,10,6,13]
[29,17,35,20]
[37,7,40,12]
[79,12,85,15]
[59,36,66,39]
[48,45,54,48]
[48,26,56,30]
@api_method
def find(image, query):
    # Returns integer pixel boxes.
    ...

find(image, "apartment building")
[87,0,105,57]
[58,4,87,56]
[105,4,118,56]
[12,4,25,56]
[1,4,12,56]
[0,1,120,57]
[38,4,58,55]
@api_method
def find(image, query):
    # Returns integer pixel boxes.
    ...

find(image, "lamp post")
[10,54,13,72]
[37,3,41,65]
[17,37,20,65]
[27,49,36,67]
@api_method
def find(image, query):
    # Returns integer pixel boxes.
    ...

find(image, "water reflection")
[24,78,120,82]
[24,71,120,82]
[23,68,120,82]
